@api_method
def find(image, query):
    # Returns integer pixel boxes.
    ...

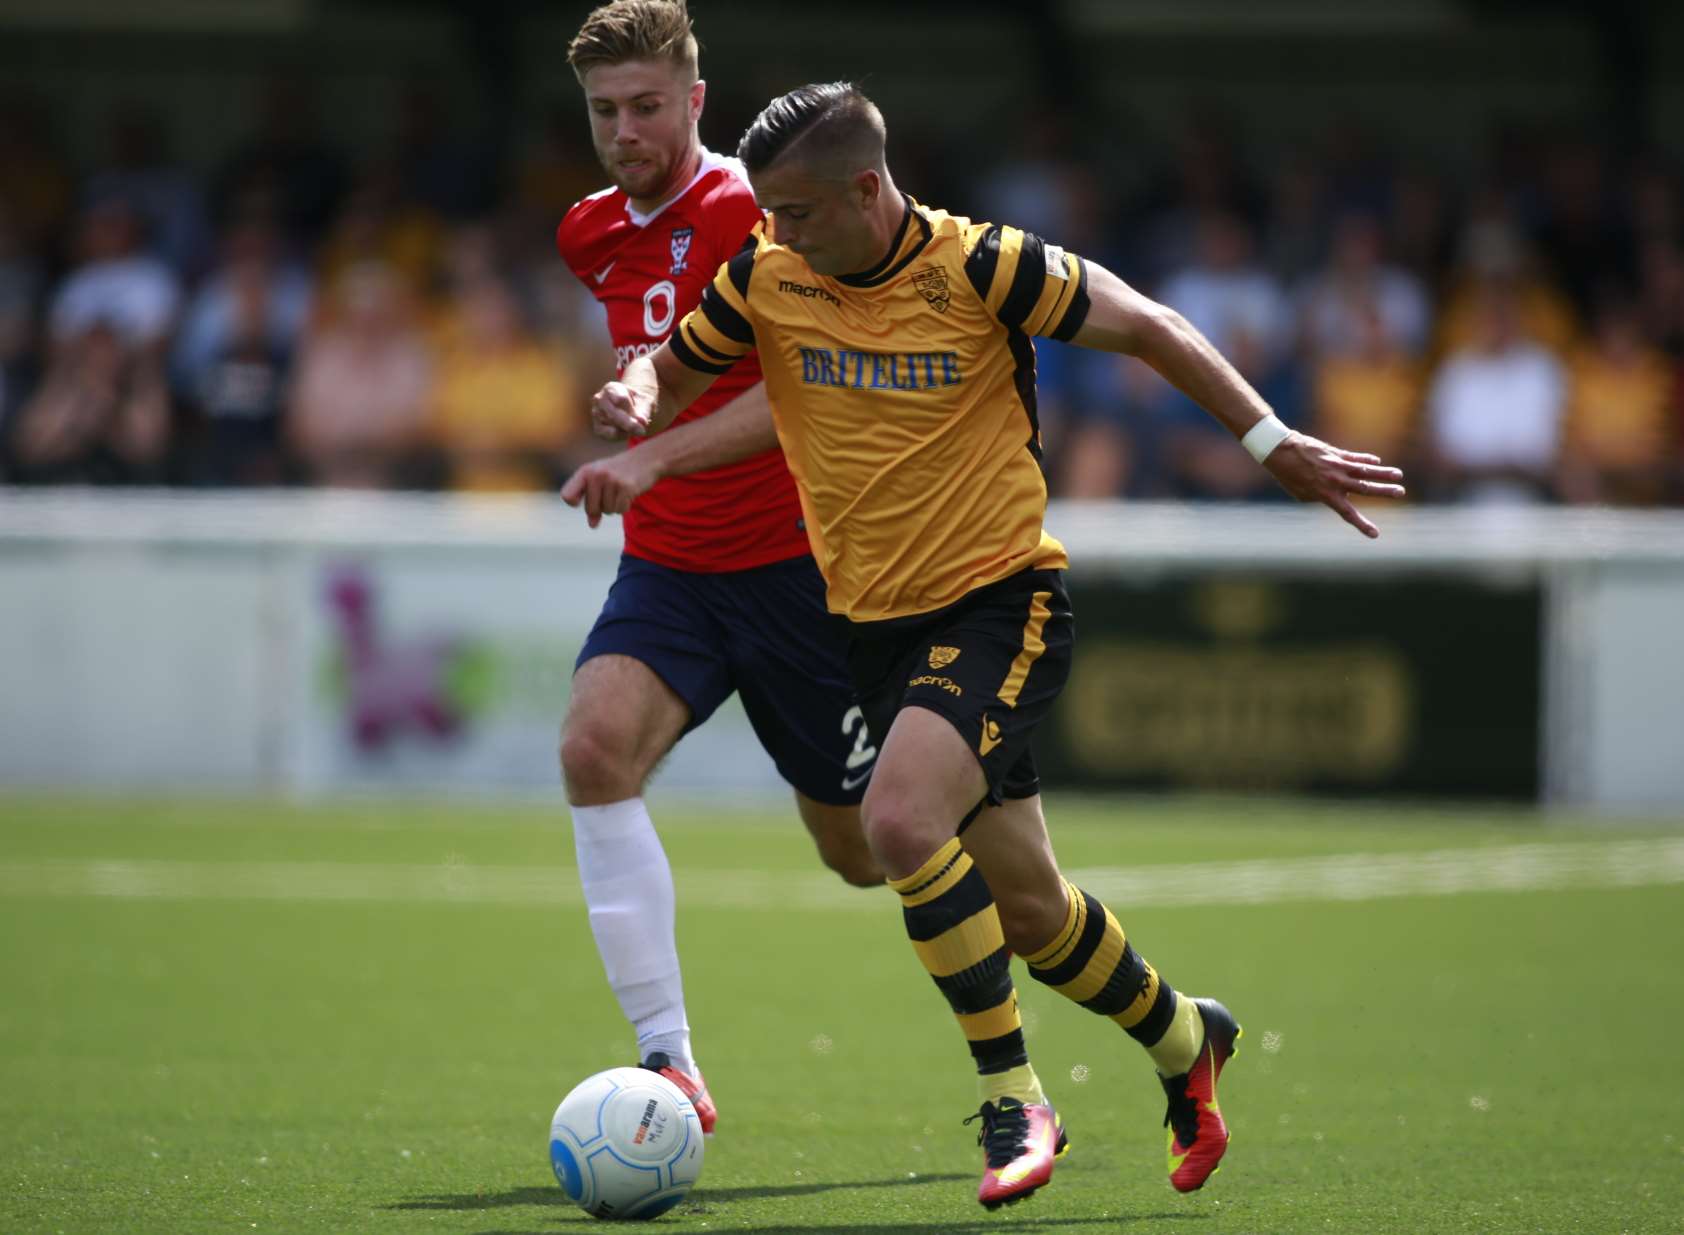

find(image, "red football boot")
[967,1097,1069,1209]
[641,1052,717,1136]
[1160,997,1241,1192]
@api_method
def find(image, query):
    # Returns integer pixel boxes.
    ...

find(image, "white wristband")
[1240,415,1292,463]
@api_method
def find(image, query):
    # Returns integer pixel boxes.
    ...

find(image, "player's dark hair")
[737,82,886,179]
[568,0,699,82]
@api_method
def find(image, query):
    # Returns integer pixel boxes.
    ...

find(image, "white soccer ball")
[549,1066,705,1220]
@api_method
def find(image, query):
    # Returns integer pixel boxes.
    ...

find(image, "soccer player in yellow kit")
[589,82,1406,1209]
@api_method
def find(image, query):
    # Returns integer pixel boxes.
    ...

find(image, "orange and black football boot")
[1160,997,1241,1192]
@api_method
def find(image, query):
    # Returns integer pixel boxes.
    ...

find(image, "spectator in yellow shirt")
[1559,295,1677,505]
[429,275,591,491]
[1310,301,1423,469]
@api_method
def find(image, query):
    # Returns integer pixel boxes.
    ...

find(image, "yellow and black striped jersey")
[671,196,1091,622]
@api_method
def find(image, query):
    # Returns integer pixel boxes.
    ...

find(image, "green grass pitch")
[2,794,1681,1233]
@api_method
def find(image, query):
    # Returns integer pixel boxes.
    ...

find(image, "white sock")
[634,1010,694,1078]
[570,797,695,1074]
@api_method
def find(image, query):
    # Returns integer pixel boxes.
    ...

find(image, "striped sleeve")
[961,222,1091,341]
[671,233,759,375]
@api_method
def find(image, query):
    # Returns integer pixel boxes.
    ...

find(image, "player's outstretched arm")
[561,381,778,527]
[589,343,718,441]
[1069,261,1406,537]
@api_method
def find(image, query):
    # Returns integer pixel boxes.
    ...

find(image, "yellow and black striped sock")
[889,839,1043,1105]
[1023,879,1200,1076]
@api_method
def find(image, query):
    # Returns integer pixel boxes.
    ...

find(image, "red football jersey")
[557,148,809,572]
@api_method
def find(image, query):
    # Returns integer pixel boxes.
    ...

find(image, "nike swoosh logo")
[841,769,873,791]
[592,262,615,284]
[993,1122,1057,1186]
[994,1160,1034,1187]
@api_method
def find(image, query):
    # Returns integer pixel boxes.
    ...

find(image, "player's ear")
[854,168,880,210]
[689,79,706,123]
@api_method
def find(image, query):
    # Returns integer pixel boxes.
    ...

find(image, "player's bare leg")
[561,654,688,806]
[966,795,1241,1193]
[955,795,1066,951]
[559,654,718,1131]
[793,793,883,888]
[859,705,984,877]
[862,707,1063,1209]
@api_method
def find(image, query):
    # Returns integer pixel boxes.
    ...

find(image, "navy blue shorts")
[575,553,877,805]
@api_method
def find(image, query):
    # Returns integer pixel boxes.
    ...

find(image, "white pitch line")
[1,839,1683,910]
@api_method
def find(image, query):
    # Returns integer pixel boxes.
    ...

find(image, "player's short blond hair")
[567,0,699,83]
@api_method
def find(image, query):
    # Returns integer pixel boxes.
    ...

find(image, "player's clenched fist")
[590,381,654,441]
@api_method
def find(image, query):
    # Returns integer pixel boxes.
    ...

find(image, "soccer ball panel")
[549,1067,704,1220]
[550,1134,586,1202]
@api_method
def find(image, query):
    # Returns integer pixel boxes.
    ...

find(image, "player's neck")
[628,142,704,216]
[854,179,909,275]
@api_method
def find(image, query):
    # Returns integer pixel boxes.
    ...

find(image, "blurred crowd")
[996,112,1684,507]
[2,83,1682,507]
[0,85,618,494]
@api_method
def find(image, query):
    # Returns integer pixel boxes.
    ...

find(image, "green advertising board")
[1040,573,1542,799]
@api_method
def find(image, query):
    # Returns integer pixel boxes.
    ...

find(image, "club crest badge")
[911,266,949,313]
[928,646,961,669]
[670,226,694,275]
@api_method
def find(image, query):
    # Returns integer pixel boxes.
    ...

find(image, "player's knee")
[836,856,887,889]
[798,800,885,888]
[817,836,884,888]
[860,798,949,881]
[559,724,638,804]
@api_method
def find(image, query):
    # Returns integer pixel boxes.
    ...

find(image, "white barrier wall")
[0,492,786,799]
[0,543,277,788]
[2,491,1681,811]
[1571,564,1684,811]
[278,542,786,798]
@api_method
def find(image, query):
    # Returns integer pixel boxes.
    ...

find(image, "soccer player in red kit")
[552,0,882,1133]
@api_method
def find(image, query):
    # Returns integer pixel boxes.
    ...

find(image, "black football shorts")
[846,567,1074,806]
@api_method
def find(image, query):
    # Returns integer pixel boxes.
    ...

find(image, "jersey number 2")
[842,705,878,772]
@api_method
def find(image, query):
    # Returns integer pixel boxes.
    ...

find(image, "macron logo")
[778,279,840,306]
